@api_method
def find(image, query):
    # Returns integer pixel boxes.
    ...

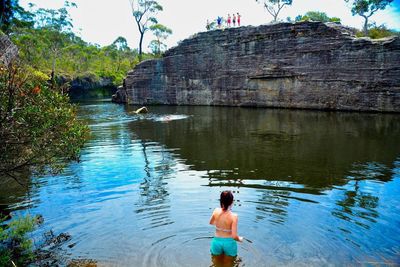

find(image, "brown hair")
[220,191,234,211]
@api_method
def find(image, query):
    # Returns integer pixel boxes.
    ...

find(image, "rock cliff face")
[119,22,400,112]
[0,34,18,65]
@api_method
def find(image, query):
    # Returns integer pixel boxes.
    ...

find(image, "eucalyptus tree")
[345,0,394,35]
[33,1,76,87]
[149,23,172,55]
[256,0,293,22]
[129,0,163,61]
[112,36,129,51]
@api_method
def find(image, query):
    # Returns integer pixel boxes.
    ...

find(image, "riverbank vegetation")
[0,2,95,265]
[0,42,90,267]
[0,215,38,266]
[0,62,89,184]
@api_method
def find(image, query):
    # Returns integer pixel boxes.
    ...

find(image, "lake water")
[6,100,400,266]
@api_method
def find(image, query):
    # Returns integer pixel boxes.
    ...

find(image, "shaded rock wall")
[121,22,400,112]
[61,74,117,98]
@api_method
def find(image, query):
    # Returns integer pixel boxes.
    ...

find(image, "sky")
[19,0,400,52]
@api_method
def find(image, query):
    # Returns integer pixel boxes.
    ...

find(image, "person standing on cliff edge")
[227,14,231,27]
[206,19,211,31]
[217,16,222,29]
[237,13,241,26]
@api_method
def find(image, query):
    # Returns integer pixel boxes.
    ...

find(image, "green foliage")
[295,11,341,23]
[11,14,141,87]
[206,20,217,31]
[0,215,37,266]
[0,62,90,181]
[1,0,35,34]
[346,0,393,17]
[0,0,16,33]
[256,0,293,22]
[6,2,159,89]
[355,24,399,38]
[149,23,172,55]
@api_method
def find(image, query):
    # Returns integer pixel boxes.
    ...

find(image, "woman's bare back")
[210,208,242,240]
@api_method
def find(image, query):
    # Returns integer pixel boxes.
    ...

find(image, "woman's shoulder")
[213,207,222,213]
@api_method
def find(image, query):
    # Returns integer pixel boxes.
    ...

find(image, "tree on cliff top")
[129,0,163,61]
[345,0,394,35]
[256,0,293,22]
[149,23,172,56]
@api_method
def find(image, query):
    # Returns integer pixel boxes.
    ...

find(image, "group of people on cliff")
[206,13,241,31]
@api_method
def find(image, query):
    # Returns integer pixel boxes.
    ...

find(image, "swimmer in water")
[209,190,243,262]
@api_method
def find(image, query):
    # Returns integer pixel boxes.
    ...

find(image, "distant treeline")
[1,1,156,88]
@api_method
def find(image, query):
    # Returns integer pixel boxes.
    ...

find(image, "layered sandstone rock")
[118,21,400,112]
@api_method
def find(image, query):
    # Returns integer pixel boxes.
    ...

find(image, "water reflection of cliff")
[127,105,400,191]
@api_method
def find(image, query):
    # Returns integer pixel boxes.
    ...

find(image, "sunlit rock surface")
[118,21,400,112]
[0,34,18,65]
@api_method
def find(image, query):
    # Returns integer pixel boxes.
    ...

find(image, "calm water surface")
[7,100,400,266]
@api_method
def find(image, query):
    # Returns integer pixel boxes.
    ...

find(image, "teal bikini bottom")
[210,237,237,257]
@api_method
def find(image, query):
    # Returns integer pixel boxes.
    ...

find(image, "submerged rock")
[122,21,400,112]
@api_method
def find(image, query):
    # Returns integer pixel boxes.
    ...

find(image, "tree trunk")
[363,16,368,36]
[7,67,15,114]
[51,52,56,89]
[139,32,144,62]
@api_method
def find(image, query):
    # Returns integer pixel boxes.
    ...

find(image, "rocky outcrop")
[63,73,117,98]
[0,34,18,65]
[112,85,127,103]
[121,21,400,112]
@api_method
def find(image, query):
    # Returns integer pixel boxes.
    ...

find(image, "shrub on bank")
[0,215,37,266]
[355,24,400,39]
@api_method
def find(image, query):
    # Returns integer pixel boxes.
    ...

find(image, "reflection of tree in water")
[332,184,379,229]
[332,162,389,230]
[0,168,39,216]
[134,141,176,230]
[254,182,290,225]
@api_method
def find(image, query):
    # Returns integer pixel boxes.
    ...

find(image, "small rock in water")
[44,230,72,246]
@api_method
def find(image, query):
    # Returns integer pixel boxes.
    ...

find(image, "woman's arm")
[209,208,217,225]
[231,214,243,242]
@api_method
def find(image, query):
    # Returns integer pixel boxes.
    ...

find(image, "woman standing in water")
[209,190,243,259]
